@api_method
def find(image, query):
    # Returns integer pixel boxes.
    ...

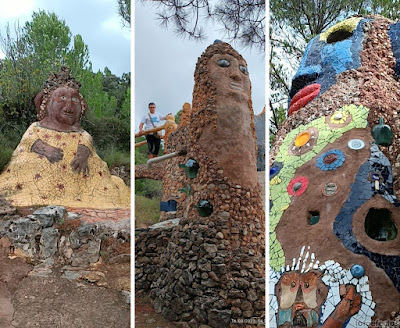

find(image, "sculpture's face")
[207,53,250,104]
[47,87,82,127]
[288,17,366,115]
[276,270,326,327]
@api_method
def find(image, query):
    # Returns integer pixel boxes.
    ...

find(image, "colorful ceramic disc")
[348,139,365,150]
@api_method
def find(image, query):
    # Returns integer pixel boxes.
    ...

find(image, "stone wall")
[135,220,177,292]
[0,206,130,267]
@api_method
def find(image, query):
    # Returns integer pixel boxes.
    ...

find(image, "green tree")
[174,109,182,124]
[120,87,131,120]
[103,67,128,110]
[118,0,131,27]
[0,10,91,128]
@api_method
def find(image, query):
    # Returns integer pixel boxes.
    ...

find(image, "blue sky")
[134,2,265,132]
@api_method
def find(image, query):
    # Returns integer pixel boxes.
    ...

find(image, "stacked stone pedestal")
[150,212,265,328]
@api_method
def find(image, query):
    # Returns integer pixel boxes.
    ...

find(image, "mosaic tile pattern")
[289,18,368,105]
[269,247,376,327]
[270,104,369,270]
[319,17,362,42]
[316,149,345,171]
[0,123,130,209]
[333,143,400,292]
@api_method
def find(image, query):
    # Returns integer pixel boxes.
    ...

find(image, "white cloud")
[101,15,130,40]
[0,0,35,19]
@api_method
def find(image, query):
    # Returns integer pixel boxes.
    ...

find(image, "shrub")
[135,195,160,227]
[82,115,130,152]
[135,179,162,198]
[97,145,130,168]
[0,126,26,171]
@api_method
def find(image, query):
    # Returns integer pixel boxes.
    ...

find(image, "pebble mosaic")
[333,143,400,292]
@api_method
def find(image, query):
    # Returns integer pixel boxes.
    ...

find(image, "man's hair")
[148,102,156,107]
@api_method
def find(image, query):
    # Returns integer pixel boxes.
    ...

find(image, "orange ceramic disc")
[294,132,311,147]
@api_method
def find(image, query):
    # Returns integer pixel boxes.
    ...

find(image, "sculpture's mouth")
[230,82,244,91]
[62,111,75,117]
[288,83,321,116]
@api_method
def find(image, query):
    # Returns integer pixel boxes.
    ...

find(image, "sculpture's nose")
[64,98,74,113]
[230,69,242,82]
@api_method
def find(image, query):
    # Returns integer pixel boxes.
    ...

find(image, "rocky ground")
[0,198,131,328]
[0,243,130,328]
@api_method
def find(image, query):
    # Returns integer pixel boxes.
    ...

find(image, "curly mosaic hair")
[34,66,88,121]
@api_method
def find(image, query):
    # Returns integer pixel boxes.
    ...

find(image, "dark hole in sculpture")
[365,208,397,241]
[326,30,353,43]
[195,200,213,217]
[179,158,200,179]
[308,211,320,225]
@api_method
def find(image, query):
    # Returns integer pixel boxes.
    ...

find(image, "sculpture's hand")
[31,139,63,164]
[70,144,90,175]
[320,285,361,328]
[332,285,361,324]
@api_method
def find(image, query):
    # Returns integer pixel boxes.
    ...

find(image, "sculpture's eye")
[72,97,79,103]
[60,96,66,100]
[290,281,296,288]
[218,59,230,67]
[239,65,248,75]
[304,282,309,288]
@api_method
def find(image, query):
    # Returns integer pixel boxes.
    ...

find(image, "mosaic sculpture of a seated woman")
[0,67,130,209]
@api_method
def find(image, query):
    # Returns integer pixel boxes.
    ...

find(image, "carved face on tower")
[207,52,251,105]
[192,41,258,189]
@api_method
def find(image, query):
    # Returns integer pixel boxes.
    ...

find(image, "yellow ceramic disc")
[294,132,311,147]
[330,110,349,124]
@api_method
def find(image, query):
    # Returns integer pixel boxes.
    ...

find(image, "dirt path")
[0,244,130,327]
[135,294,177,328]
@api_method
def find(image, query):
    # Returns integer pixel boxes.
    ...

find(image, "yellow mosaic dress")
[0,123,130,209]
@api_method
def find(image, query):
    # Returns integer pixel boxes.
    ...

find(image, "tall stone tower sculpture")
[150,41,265,327]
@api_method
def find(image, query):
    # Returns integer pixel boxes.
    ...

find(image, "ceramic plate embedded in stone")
[348,139,365,150]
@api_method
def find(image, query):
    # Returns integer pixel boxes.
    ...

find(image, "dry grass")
[135,195,160,228]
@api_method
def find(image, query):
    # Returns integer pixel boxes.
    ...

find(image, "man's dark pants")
[146,134,161,156]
